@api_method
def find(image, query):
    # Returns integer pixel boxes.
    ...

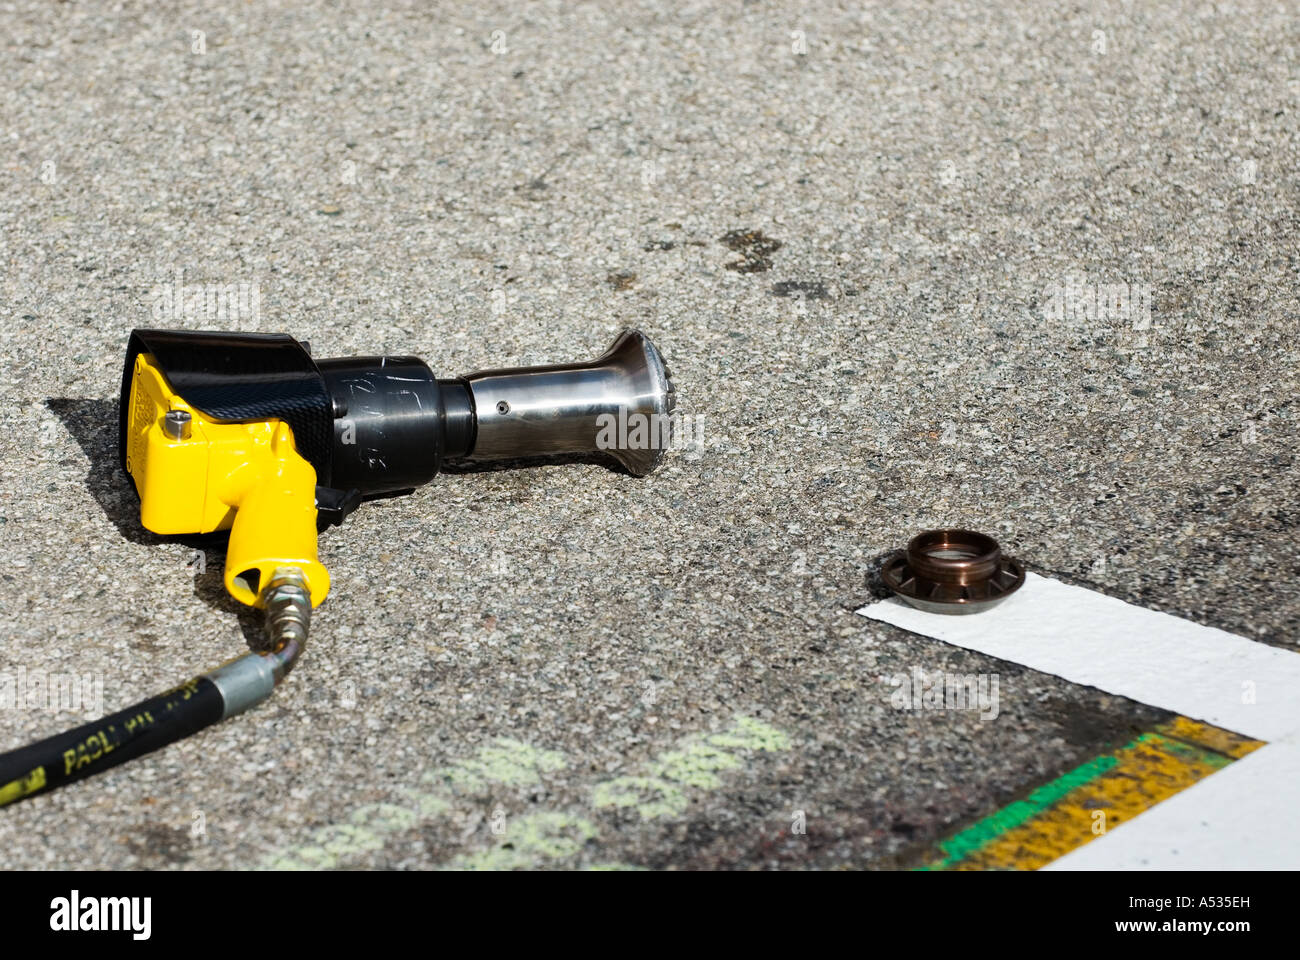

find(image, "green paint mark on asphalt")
[262,715,792,869]
[592,775,689,819]
[445,812,600,871]
[594,715,790,820]
[920,729,1242,871]
[922,725,1257,871]
[922,746,1124,870]
[392,786,453,819]
[651,741,743,789]
[1141,732,1233,771]
[350,802,422,833]
[423,738,567,793]
[261,738,562,870]
[706,714,792,752]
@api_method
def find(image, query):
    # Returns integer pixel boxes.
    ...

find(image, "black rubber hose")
[0,676,224,808]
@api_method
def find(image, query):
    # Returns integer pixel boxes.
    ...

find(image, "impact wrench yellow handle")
[221,427,330,607]
[123,352,330,608]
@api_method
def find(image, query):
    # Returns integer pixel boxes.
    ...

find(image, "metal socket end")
[881,529,1025,615]
[462,329,676,476]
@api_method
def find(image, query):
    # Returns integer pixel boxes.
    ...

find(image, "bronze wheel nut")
[881,529,1025,615]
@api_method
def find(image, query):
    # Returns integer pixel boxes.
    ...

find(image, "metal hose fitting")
[203,566,312,719]
[262,567,312,683]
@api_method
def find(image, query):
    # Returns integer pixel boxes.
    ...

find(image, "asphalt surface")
[0,1,1296,869]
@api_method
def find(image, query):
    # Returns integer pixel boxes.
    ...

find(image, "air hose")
[0,569,311,808]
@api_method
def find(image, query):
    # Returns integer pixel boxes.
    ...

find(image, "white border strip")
[856,572,1300,869]
[1044,734,1300,870]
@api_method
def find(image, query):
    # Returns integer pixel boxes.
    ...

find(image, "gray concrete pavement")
[0,0,1296,868]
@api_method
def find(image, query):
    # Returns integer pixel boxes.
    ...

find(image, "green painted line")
[920,740,1134,870]
[1139,733,1233,771]
[920,730,1240,871]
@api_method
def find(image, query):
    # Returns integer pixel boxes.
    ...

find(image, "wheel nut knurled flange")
[881,529,1025,615]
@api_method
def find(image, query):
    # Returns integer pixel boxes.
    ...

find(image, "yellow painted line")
[927,718,1266,871]
[1153,716,1265,760]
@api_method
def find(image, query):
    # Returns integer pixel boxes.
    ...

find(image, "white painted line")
[1044,734,1300,871]
[856,572,1300,869]
[857,573,1300,741]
